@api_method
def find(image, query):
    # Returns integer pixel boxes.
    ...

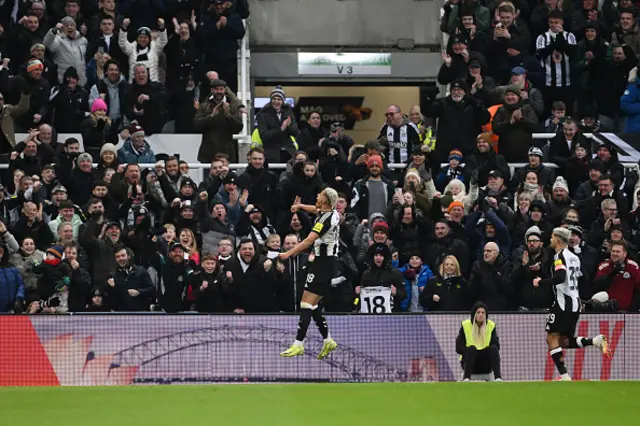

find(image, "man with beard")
[10,13,46,71]
[236,147,278,220]
[465,134,509,188]
[492,86,539,163]
[107,245,154,311]
[545,177,574,226]
[351,155,396,221]
[3,58,49,132]
[81,217,121,289]
[567,225,598,294]
[468,242,513,310]
[511,226,554,310]
[154,241,194,313]
[426,79,490,160]
[226,237,282,313]
[194,78,243,163]
[594,241,640,311]
[235,204,276,247]
[424,220,470,275]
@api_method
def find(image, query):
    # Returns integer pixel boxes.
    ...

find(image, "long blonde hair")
[179,228,198,254]
[439,255,461,277]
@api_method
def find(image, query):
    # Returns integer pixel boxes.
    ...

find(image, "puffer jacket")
[119,28,168,83]
[397,263,434,312]
[10,250,45,303]
[43,29,88,86]
[117,139,156,164]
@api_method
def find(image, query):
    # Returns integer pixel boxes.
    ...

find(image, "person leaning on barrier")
[456,301,502,381]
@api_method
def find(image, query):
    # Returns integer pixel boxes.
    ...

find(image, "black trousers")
[461,346,501,379]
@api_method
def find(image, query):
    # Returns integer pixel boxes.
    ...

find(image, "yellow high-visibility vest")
[251,128,298,150]
[416,122,436,152]
[462,319,495,351]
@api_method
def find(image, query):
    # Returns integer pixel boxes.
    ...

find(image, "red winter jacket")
[594,258,640,311]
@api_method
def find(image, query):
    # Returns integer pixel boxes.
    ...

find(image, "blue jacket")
[216,186,242,226]
[0,266,25,312]
[621,82,640,133]
[397,263,434,311]
[118,139,156,164]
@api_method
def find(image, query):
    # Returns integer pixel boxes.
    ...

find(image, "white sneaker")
[593,335,611,357]
[494,378,503,382]
[557,373,572,381]
[462,378,470,382]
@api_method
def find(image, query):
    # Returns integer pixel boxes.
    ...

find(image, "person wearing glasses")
[586,197,631,249]
[511,226,554,311]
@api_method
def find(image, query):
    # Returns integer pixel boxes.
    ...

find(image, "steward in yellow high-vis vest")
[455,301,502,381]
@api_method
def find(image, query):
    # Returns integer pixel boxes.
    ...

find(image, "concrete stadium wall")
[0,314,635,386]
[248,0,443,48]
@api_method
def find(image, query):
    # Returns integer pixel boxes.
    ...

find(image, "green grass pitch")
[2,382,637,425]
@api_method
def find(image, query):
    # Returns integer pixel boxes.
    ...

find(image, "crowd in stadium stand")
[1,0,640,315]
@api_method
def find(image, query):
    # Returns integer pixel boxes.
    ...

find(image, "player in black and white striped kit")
[279,188,340,359]
[533,228,611,381]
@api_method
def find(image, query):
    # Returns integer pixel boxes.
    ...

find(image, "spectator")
[357,243,406,312]
[568,225,598,290]
[81,98,118,158]
[436,149,465,192]
[564,140,591,194]
[236,147,278,220]
[226,238,283,313]
[88,59,127,134]
[424,219,471,275]
[498,66,544,119]
[487,3,531,84]
[118,123,156,164]
[441,0,491,34]
[191,253,232,312]
[575,159,605,201]
[397,252,434,312]
[4,59,50,132]
[509,147,555,192]
[572,0,613,41]
[86,14,127,76]
[62,242,92,312]
[595,143,624,189]
[426,79,490,160]
[438,35,473,86]
[530,0,572,39]
[50,66,89,133]
[541,100,566,134]
[587,198,631,248]
[49,200,84,241]
[594,241,640,311]
[545,176,573,225]
[465,133,510,188]
[576,23,609,108]
[492,85,539,163]
[193,78,243,163]
[296,111,326,161]
[511,225,554,310]
[0,242,25,313]
[468,242,513,310]
[513,171,549,211]
[10,13,46,69]
[10,236,45,305]
[548,118,589,176]
[236,203,276,246]
[578,104,609,132]
[421,255,469,311]
[256,86,299,164]
[408,105,436,151]
[123,64,167,134]
[324,122,354,158]
[11,202,53,249]
[351,155,395,221]
[458,8,492,55]
[536,10,577,115]
[119,18,167,83]
[621,65,640,133]
[0,89,30,160]
[200,0,245,93]
[44,16,88,87]
[108,245,154,311]
[27,43,58,88]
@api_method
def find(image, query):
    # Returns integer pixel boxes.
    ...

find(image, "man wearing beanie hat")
[546,177,573,226]
[464,133,509,188]
[13,57,51,131]
[492,83,538,163]
[428,76,490,161]
[352,153,396,220]
[535,226,610,381]
[119,16,167,83]
[118,122,156,164]
[44,17,88,87]
[194,75,243,163]
[255,85,299,163]
[52,66,89,133]
[58,151,96,207]
[511,225,554,310]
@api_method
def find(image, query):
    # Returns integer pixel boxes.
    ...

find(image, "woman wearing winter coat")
[421,255,469,311]
[11,202,54,250]
[10,237,44,305]
[403,168,434,215]
[119,19,168,83]
[397,252,434,312]
[80,99,118,158]
[513,171,549,211]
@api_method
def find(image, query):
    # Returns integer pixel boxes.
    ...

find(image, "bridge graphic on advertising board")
[110,325,409,383]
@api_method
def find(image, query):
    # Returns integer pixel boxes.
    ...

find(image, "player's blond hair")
[323,188,338,208]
